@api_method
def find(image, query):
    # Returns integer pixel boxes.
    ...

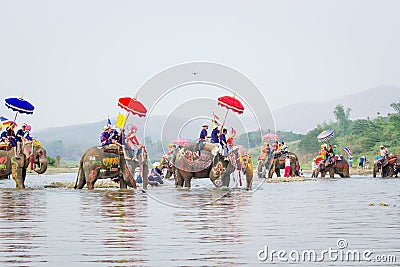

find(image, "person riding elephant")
[0,140,47,188]
[257,143,272,178]
[74,144,148,190]
[173,142,243,188]
[315,155,350,178]
[268,151,300,178]
[373,153,397,178]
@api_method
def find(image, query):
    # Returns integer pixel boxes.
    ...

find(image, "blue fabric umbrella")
[5,97,35,114]
[317,129,334,142]
[5,97,35,127]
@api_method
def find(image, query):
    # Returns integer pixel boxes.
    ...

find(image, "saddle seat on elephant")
[0,142,12,151]
[388,154,398,165]
[101,144,124,155]
[272,151,287,165]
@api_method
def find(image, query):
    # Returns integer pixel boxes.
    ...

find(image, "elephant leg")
[11,156,24,189]
[119,176,127,189]
[86,169,99,190]
[246,173,252,190]
[275,168,281,177]
[21,167,26,189]
[75,167,86,189]
[183,177,191,188]
[175,171,184,187]
[329,169,334,178]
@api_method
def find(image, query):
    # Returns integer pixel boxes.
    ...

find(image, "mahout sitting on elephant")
[315,155,349,178]
[173,142,253,190]
[74,144,148,190]
[268,151,300,178]
[373,154,397,178]
[0,140,48,188]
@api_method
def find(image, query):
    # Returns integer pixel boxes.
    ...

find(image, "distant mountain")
[274,86,400,133]
[35,86,400,160]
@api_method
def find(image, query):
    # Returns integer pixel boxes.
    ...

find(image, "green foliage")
[276,131,304,142]
[235,130,304,149]
[333,104,351,135]
[46,156,56,167]
[298,125,323,153]
[390,101,400,114]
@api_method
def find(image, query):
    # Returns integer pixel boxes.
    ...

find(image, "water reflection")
[0,189,47,266]
[78,190,149,265]
[0,175,398,266]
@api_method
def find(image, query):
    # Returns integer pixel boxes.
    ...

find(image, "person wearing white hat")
[197,121,210,155]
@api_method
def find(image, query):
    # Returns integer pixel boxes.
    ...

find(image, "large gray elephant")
[74,145,148,190]
[268,152,300,178]
[373,155,397,178]
[0,141,47,188]
[315,157,350,178]
[173,142,243,188]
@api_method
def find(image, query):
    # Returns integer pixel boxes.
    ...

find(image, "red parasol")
[217,95,244,115]
[262,133,280,141]
[217,93,244,130]
[118,97,147,117]
[172,137,189,146]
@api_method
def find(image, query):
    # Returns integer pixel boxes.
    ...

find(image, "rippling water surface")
[0,173,399,266]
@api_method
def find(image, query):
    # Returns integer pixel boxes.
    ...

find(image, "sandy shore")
[27,167,79,175]
[45,180,119,188]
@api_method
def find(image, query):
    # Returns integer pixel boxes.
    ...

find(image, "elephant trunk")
[35,157,48,174]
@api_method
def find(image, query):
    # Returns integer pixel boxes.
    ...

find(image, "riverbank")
[27,167,79,175]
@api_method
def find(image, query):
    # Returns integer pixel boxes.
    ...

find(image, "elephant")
[0,141,48,188]
[315,156,350,178]
[257,153,272,178]
[159,154,175,180]
[22,140,48,175]
[74,145,148,190]
[373,155,397,178]
[239,153,254,190]
[268,152,300,178]
[173,142,250,189]
[393,157,400,177]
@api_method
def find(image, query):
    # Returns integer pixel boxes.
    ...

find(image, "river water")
[0,173,399,266]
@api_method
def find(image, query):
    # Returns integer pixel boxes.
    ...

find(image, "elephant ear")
[211,146,219,156]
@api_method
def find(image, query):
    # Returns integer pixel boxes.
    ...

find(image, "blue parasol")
[5,97,35,114]
[317,129,334,142]
[5,96,35,127]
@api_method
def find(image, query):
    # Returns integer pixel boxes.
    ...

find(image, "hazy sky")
[1,0,399,130]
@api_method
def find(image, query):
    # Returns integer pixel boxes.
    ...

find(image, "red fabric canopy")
[118,97,147,117]
[217,95,244,115]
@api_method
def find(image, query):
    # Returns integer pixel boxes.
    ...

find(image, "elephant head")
[23,142,48,174]
[219,148,242,187]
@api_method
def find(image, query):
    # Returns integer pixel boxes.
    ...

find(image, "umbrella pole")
[11,112,18,129]
[220,109,229,131]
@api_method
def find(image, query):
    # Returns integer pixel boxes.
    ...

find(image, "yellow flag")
[115,113,127,129]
